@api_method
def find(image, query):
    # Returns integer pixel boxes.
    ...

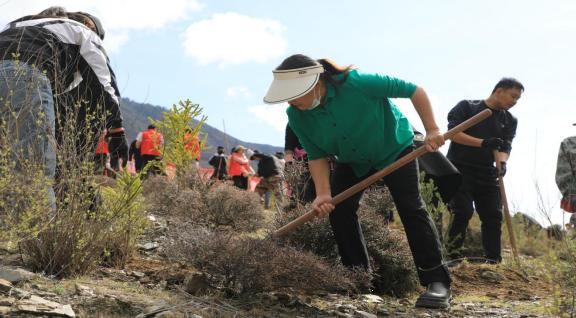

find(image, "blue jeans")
[0,60,56,210]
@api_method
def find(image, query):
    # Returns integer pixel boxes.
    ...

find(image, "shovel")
[494,151,520,265]
[273,108,493,237]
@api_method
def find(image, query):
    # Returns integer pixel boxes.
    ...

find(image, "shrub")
[360,185,396,221]
[170,227,371,295]
[142,174,207,221]
[99,172,149,267]
[0,153,51,245]
[19,172,148,276]
[275,203,419,297]
[204,183,266,232]
[275,204,339,260]
[1,95,148,277]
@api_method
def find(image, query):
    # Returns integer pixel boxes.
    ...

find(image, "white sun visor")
[263,65,324,104]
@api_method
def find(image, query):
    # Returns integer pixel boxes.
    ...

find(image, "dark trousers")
[141,154,162,176]
[330,147,450,286]
[232,175,248,190]
[94,153,107,175]
[108,136,128,172]
[447,165,502,262]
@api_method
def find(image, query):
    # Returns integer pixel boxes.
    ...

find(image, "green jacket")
[287,70,416,177]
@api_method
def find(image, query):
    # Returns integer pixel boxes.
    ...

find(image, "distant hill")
[120,98,283,162]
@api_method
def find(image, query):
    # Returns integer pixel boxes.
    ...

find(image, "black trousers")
[141,155,162,176]
[232,175,248,190]
[108,136,128,172]
[330,146,450,286]
[447,165,502,262]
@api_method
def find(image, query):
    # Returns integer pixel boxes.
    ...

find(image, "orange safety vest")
[183,132,201,161]
[140,129,162,156]
[95,134,109,154]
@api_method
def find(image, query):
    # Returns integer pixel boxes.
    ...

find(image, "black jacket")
[0,17,123,129]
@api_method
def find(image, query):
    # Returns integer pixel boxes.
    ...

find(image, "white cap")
[263,65,324,104]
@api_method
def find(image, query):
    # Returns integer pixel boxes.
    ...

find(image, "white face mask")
[307,87,322,111]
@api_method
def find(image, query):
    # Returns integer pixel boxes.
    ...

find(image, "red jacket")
[183,132,201,161]
[95,134,109,154]
[140,129,163,156]
[228,152,251,177]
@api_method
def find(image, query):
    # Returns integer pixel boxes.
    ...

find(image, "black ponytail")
[317,58,353,87]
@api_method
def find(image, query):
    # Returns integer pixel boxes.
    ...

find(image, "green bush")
[1,96,148,277]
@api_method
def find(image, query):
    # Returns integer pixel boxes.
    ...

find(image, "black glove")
[498,161,507,177]
[481,137,504,150]
[107,130,129,157]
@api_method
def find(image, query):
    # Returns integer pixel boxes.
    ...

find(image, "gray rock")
[0,306,11,315]
[337,304,357,313]
[34,290,58,298]
[0,278,12,294]
[139,242,160,251]
[0,297,15,306]
[0,266,36,284]
[75,283,95,297]
[377,307,390,316]
[479,269,504,283]
[361,294,383,304]
[11,287,31,299]
[156,311,178,317]
[131,271,146,279]
[334,311,353,318]
[15,295,75,317]
[354,310,377,318]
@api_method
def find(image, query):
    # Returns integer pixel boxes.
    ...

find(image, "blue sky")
[2,0,575,226]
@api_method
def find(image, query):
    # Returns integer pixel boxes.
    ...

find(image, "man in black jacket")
[446,78,523,264]
[208,146,228,180]
[0,7,127,207]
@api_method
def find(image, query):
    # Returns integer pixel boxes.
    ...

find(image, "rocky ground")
[0,213,560,317]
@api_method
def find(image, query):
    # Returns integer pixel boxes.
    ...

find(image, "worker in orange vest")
[183,128,201,169]
[136,124,164,175]
[94,129,109,175]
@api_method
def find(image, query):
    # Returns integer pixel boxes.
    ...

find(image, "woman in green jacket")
[264,54,451,309]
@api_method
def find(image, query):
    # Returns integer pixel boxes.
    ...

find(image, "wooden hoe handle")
[273,109,493,237]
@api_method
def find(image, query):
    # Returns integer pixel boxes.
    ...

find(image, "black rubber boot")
[415,281,451,309]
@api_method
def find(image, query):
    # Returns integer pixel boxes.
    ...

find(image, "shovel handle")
[273,108,493,238]
[494,150,520,264]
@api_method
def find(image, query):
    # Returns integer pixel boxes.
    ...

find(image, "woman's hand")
[424,129,444,152]
[312,193,335,218]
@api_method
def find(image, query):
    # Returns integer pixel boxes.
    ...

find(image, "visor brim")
[263,74,319,104]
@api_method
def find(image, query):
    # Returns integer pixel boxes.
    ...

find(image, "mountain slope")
[120,98,283,160]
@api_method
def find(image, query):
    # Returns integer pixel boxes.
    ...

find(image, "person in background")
[250,150,284,209]
[184,128,201,169]
[136,124,164,176]
[264,54,451,309]
[446,78,523,264]
[128,139,143,173]
[208,146,228,180]
[555,123,576,213]
[108,129,129,173]
[228,145,253,189]
[94,129,109,175]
